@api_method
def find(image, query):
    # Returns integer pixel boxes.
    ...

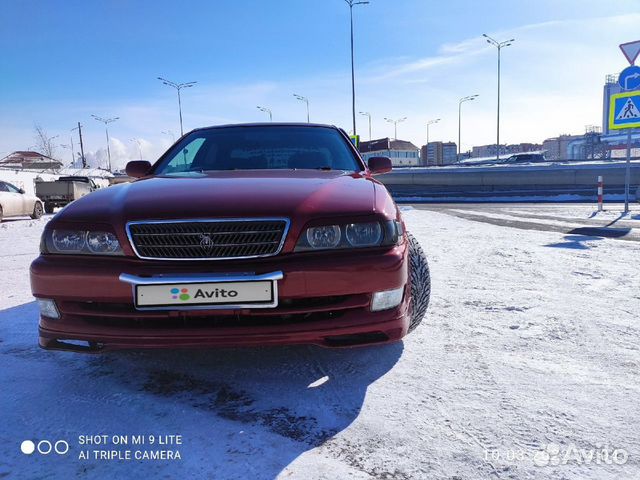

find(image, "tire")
[31,202,43,219]
[0,206,3,223]
[407,232,431,333]
[44,203,55,214]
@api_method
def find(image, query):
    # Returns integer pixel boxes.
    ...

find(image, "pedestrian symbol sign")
[609,91,640,130]
[616,99,640,120]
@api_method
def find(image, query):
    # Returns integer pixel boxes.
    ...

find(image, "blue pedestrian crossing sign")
[609,91,640,130]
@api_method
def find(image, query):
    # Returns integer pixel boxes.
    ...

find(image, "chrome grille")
[127,218,289,260]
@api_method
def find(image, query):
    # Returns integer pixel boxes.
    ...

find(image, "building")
[541,134,583,160]
[421,141,458,166]
[0,151,63,171]
[471,143,542,159]
[359,138,420,167]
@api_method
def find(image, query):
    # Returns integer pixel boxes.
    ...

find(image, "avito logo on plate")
[170,288,191,301]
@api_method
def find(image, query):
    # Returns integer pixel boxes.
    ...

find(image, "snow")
[1,207,639,479]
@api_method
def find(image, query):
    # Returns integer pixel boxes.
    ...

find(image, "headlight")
[306,225,341,249]
[52,230,86,252]
[44,229,123,256]
[345,222,382,247]
[296,220,403,252]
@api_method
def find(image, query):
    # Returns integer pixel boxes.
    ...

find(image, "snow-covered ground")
[1,207,639,479]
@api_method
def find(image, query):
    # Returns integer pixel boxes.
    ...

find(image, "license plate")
[135,280,275,308]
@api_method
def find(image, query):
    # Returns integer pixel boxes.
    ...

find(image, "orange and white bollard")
[597,175,604,212]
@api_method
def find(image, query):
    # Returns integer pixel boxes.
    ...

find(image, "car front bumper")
[30,244,410,352]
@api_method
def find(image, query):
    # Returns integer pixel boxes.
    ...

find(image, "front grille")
[127,218,289,260]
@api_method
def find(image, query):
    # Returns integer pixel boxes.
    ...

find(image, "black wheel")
[31,202,43,219]
[407,232,431,333]
[44,203,55,214]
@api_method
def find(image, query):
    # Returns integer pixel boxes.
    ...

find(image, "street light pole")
[157,77,197,136]
[359,111,372,140]
[345,0,369,137]
[130,138,143,160]
[483,34,514,162]
[384,117,406,140]
[257,106,273,122]
[458,95,478,159]
[426,118,440,144]
[91,115,119,171]
[293,94,310,122]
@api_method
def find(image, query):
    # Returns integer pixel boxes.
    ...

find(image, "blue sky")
[2,0,640,168]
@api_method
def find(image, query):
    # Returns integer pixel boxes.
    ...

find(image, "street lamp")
[157,77,197,136]
[359,111,372,141]
[426,118,440,145]
[345,0,369,136]
[91,115,118,171]
[130,138,143,160]
[293,94,310,123]
[384,117,406,140]
[161,130,176,143]
[458,95,478,159]
[59,143,73,164]
[483,34,514,161]
[257,106,273,122]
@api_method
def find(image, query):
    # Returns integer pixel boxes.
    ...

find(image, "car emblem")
[199,233,215,253]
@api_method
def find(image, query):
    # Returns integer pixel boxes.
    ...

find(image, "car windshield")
[153,126,362,175]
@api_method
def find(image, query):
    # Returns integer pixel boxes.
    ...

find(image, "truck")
[35,176,98,213]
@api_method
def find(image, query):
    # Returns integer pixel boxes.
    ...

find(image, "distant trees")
[33,124,58,159]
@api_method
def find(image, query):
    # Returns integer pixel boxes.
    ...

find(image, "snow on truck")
[35,176,98,213]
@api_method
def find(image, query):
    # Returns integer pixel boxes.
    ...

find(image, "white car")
[0,181,44,222]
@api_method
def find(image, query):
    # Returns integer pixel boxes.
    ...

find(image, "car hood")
[57,170,380,225]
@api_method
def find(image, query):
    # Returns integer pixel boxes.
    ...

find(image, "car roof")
[188,122,340,134]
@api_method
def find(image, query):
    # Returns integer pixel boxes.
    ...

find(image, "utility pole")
[359,111,372,140]
[483,34,515,162]
[345,0,369,137]
[72,122,87,168]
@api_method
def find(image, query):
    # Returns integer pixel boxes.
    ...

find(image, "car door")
[3,182,28,215]
[0,182,18,216]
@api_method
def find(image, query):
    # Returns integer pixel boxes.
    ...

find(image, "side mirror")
[18,188,25,194]
[125,160,152,178]
[367,156,392,175]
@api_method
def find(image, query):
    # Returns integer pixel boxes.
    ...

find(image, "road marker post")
[597,176,604,212]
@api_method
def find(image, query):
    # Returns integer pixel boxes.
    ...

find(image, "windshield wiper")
[315,166,333,171]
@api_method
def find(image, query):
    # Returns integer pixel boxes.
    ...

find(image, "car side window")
[160,138,207,173]
[0,182,7,192]
[4,183,19,193]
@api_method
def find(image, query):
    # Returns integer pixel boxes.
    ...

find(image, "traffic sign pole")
[625,130,631,213]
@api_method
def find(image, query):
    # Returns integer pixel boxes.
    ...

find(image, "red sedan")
[30,124,430,352]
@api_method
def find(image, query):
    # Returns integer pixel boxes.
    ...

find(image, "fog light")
[371,287,404,312]
[37,298,60,319]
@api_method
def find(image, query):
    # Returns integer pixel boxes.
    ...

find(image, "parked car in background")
[0,180,43,221]
[30,123,431,353]
[499,152,547,164]
[35,176,98,213]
